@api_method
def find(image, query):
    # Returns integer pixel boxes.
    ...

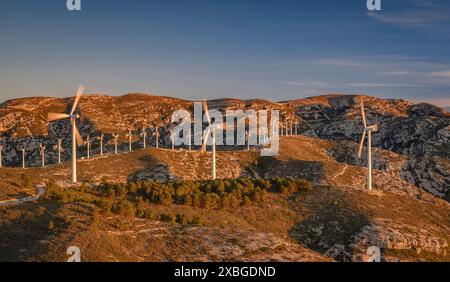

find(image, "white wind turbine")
[126,129,133,152]
[39,143,46,167]
[97,133,104,156]
[140,126,147,149]
[201,99,229,180]
[170,129,175,151]
[53,138,64,164]
[20,148,26,169]
[188,131,191,151]
[154,126,159,149]
[85,135,91,159]
[245,130,250,151]
[358,100,379,191]
[112,133,119,154]
[0,143,3,168]
[47,85,85,183]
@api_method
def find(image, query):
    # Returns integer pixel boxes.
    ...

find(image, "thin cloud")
[280,81,416,88]
[315,59,364,67]
[381,70,414,76]
[410,97,450,107]
[426,70,450,78]
[367,10,450,27]
[367,0,450,29]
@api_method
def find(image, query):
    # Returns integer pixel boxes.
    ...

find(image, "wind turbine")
[170,129,175,151]
[0,143,3,168]
[188,131,191,151]
[245,130,250,151]
[85,135,91,159]
[154,126,159,149]
[39,143,46,167]
[20,148,26,169]
[112,133,119,154]
[201,99,228,180]
[47,84,85,183]
[97,133,104,156]
[358,100,378,191]
[140,127,147,149]
[53,138,64,164]
[126,129,133,152]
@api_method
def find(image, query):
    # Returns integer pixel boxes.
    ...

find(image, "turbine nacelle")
[365,124,378,132]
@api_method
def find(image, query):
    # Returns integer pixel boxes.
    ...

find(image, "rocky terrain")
[0,136,448,262]
[0,93,449,262]
[0,93,448,200]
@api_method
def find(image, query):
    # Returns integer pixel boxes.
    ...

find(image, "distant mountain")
[0,93,449,200]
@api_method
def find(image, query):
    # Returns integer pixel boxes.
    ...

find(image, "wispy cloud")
[280,81,414,89]
[426,70,450,78]
[381,70,415,76]
[367,0,450,29]
[410,97,450,107]
[315,59,364,67]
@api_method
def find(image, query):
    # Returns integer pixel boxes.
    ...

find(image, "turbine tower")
[188,131,191,151]
[21,148,26,169]
[126,129,133,152]
[97,133,104,156]
[358,99,379,191]
[170,129,175,151]
[154,126,159,149]
[47,85,85,183]
[85,135,91,159]
[53,138,63,164]
[140,127,147,149]
[39,143,46,167]
[245,130,250,151]
[0,143,3,168]
[112,133,119,154]
[201,99,228,180]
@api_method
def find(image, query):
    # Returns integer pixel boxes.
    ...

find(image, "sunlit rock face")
[0,93,448,200]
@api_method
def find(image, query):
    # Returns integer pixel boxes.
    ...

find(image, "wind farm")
[0,91,448,263]
[0,0,449,266]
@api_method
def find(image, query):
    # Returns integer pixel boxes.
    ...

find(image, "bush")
[43,181,95,203]
[160,213,176,224]
[191,216,205,226]
[113,199,135,218]
[100,177,313,210]
[176,214,189,225]
[96,198,113,215]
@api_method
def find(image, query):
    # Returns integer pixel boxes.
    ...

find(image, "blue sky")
[0,0,449,106]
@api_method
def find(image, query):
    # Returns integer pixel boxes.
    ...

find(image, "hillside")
[0,136,448,262]
[0,93,448,199]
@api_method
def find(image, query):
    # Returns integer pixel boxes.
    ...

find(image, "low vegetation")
[41,178,312,227]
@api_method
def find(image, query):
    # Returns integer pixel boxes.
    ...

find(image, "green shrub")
[43,181,95,203]
[100,177,313,210]
[160,213,176,224]
[176,214,189,225]
[191,216,205,226]
[113,199,135,218]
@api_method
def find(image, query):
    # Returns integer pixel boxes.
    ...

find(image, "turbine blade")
[203,99,211,125]
[201,127,211,152]
[70,84,85,115]
[74,125,84,146]
[358,130,366,159]
[360,100,367,128]
[47,113,69,122]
